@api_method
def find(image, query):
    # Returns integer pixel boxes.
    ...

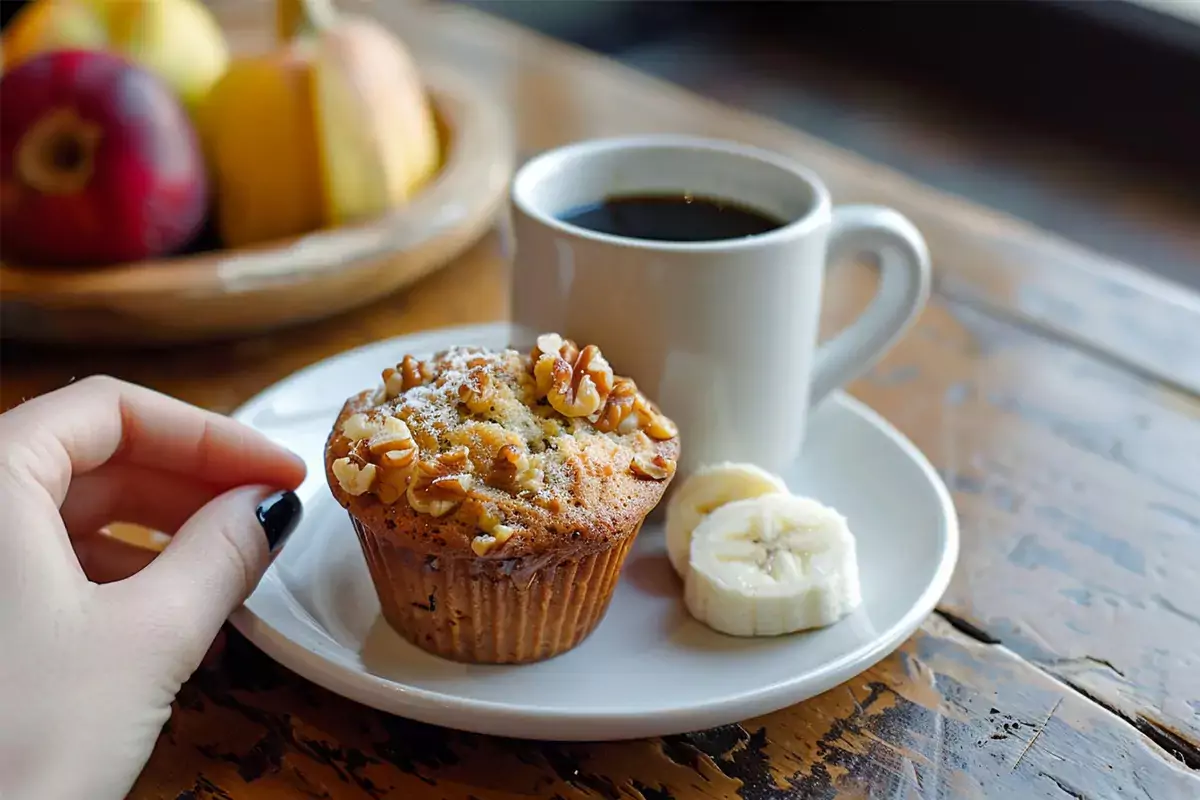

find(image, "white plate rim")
[228,322,959,739]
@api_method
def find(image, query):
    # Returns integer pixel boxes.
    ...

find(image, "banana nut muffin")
[325,333,680,663]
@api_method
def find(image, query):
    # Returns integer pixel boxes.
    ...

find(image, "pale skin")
[0,376,307,800]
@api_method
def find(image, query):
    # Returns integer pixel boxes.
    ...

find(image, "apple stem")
[276,0,338,42]
[16,108,101,196]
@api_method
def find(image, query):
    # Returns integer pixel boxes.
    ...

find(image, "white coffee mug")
[509,135,930,478]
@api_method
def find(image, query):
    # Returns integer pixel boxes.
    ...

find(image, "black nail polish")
[256,490,303,552]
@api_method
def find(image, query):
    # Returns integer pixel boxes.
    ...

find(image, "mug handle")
[809,205,932,407]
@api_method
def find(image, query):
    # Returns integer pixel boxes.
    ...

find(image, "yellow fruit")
[201,49,324,248]
[2,1,108,66]
[202,0,440,247]
[313,15,440,225]
[2,0,229,115]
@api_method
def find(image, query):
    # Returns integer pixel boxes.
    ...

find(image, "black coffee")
[559,193,785,242]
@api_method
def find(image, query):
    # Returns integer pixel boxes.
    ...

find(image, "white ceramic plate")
[230,322,958,741]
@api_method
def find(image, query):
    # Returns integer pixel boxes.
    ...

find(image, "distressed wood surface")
[132,617,1198,799]
[830,262,1200,771]
[2,0,1199,796]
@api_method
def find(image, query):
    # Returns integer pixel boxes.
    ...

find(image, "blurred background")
[3,0,1199,288]
[448,0,1200,290]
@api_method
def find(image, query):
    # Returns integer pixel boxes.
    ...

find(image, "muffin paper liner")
[349,515,642,664]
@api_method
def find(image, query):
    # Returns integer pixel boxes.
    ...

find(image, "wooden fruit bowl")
[0,66,514,345]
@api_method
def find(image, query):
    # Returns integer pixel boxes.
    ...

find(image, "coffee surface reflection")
[559,194,784,242]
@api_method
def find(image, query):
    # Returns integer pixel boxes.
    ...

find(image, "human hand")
[0,376,306,800]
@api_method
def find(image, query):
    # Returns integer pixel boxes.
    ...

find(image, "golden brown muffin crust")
[325,335,680,560]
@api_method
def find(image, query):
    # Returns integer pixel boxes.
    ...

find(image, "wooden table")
[3,1,1200,797]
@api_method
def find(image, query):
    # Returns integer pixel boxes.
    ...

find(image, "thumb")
[116,486,302,670]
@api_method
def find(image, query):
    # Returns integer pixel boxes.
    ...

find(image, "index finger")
[0,375,306,504]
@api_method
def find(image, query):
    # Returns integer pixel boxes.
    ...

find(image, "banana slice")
[665,462,789,577]
[684,494,862,637]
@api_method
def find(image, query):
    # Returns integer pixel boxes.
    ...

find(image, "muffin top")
[325,333,680,559]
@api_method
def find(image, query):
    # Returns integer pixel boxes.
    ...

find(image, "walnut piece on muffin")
[326,333,679,561]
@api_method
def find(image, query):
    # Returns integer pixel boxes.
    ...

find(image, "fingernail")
[256,490,303,552]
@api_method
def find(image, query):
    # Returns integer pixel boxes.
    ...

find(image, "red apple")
[0,50,208,266]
